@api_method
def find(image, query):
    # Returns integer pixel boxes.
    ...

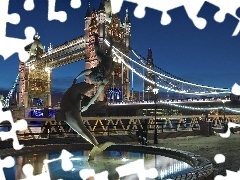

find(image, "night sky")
[1,0,240,97]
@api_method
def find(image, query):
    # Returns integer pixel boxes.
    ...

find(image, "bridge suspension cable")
[129,48,230,94]
[2,74,19,108]
[104,39,230,95]
[106,42,239,112]
[131,47,187,82]
[109,100,240,114]
[161,101,240,114]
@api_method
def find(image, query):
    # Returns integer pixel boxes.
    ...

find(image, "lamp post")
[153,84,159,144]
[221,99,227,134]
[222,99,226,121]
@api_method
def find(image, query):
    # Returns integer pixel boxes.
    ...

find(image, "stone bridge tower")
[84,0,131,102]
[144,48,155,100]
[18,34,52,108]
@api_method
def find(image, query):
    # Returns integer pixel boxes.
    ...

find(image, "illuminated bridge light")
[105,39,231,96]
[30,109,58,118]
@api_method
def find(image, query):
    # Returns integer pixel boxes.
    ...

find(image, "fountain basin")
[1,143,213,180]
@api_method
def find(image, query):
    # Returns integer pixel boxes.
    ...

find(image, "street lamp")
[222,99,226,121]
[153,84,159,144]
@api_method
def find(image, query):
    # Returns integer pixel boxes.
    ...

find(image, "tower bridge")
[1,0,234,114]
[16,0,132,108]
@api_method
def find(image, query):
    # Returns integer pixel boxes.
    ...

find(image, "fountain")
[1,34,214,179]
[2,143,213,180]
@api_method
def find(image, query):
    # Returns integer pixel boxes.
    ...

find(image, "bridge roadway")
[10,97,239,121]
[10,97,239,137]
[108,99,231,106]
[20,114,240,121]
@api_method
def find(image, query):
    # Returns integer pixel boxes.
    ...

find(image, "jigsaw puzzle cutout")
[231,83,240,96]
[219,122,240,138]
[43,149,74,171]
[48,0,81,22]
[20,163,51,180]
[79,169,109,180]
[0,101,28,150]
[1,0,240,179]
[116,159,158,180]
[24,0,35,11]
[214,154,240,180]
[213,122,240,179]
[24,0,81,23]
[20,149,74,179]
[214,154,225,164]
[0,0,82,63]
[0,156,15,180]
[215,170,240,180]
[0,0,35,62]
[110,0,240,35]
[80,159,158,180]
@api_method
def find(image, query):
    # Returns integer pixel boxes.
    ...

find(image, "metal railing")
[0,118,201,140]
[1,116,239,141]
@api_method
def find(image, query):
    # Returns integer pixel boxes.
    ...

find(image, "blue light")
[108,88,122,100]
[30,109,58,118]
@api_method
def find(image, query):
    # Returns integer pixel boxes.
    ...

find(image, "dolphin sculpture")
[73,33,115,112]
[55,82,114,161]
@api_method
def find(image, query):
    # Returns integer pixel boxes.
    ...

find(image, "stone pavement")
[148,134,240,178]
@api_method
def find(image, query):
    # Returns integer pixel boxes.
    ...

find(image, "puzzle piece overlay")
[1,0,240,179]
[0,101,28,150]
[0,101,27,179]
[0,0,81,63]
[19,149,74,179]
[0,0,35,62]
[110,0,240,36]
[214,153,240,180]
[219,122,240,138]
[0,156,15,180]
[231,83,240,96]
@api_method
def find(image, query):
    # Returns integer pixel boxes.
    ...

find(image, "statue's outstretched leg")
[88,141,115,161]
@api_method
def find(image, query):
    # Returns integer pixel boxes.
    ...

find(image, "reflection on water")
[4,150,193,180]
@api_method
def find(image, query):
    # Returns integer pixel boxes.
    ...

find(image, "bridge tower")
[18,34,52,108]
[144,48,155,100]
[84,0,131,102]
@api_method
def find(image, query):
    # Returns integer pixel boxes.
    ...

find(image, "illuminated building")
[84,0,131,101]
[18,0,131,108]
[144,48,155,101]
